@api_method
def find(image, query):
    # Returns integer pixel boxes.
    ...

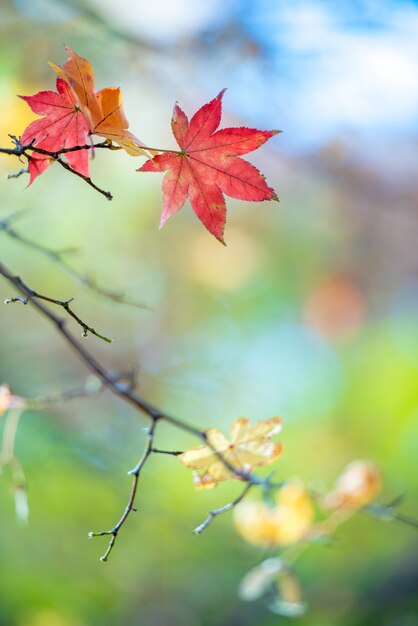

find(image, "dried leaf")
[180,416,282,489]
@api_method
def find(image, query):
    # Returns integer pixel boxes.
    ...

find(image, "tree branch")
[24,378,105,411]
[7,167,28,179]
[2,137,114,200]
[193,483,254,534]
[0,213,147,308]
[0,259,271,477]
[150,448,183,456]
[89,420,158,561]
[4,277,112,343]
[0,259,278,560]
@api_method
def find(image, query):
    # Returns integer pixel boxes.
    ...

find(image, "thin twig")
[24,380,105,411]
[4,277,112,343]
[366,501,418,529]
[88,420,158,561]
[7,167,28,179]
[0,215,147,308]
[150,448,183,456]
[193,483,254,534]
[390,512,418,528]
[2,137,114,200]
[53,155,112,200]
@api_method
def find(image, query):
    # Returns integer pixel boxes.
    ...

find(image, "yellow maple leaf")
[233,480,314,547]
[180,416,282,489]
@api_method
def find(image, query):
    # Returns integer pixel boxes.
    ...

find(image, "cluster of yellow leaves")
[232,459,382,550]
[180,416,282,489]
[50,47,148,156]
[180,415,384,618]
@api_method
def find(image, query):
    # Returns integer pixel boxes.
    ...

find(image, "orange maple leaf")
[324,460,382,510]
[50,47,147,156]
[180,416,282,489]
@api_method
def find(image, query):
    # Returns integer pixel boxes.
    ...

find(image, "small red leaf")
[139,91,279,242]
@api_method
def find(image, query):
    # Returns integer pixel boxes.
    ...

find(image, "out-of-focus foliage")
[324,459,382,510]
[233,480,313,547]
[0,1,417,625]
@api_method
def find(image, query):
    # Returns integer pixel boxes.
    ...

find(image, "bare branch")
[4,275,112,343]
[24,379,105,411]
[1,137,115,200]
[0,259,280,559]
[0,215,147,308]
[0,259,267,475]
[366,500,418,529]
[89,420,158,561]
[50,154,113,200]
[150,448,183,456]
[7,167,28,179]
[0,262,279,482]
[193,483,254,534]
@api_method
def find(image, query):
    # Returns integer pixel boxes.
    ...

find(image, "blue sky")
[236,0,418,148]
[15,0,418,150]
[91,0,418,149]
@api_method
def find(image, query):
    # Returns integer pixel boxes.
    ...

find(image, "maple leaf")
[50,47,147,156]
[20,78,90,184]
[233,481,314,547]
[180,416,282,489]
[139,90,280,243]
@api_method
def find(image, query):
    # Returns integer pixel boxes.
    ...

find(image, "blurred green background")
[0,1,417,625]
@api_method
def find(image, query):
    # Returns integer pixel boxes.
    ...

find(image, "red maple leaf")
[139,90,279,243]
[20,78,90,184]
